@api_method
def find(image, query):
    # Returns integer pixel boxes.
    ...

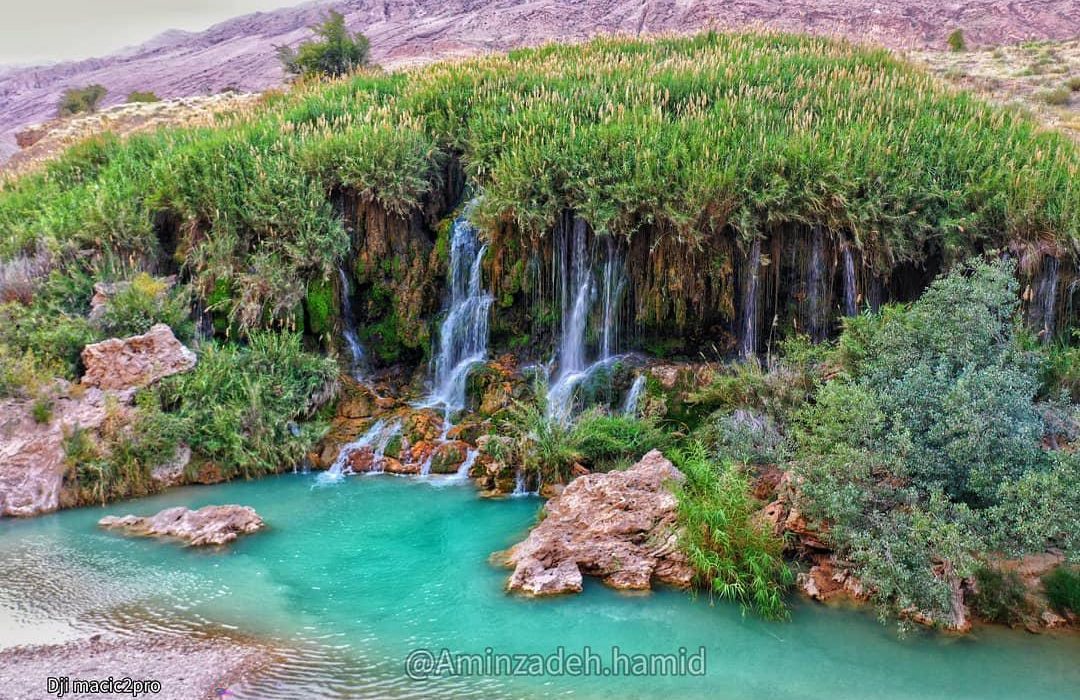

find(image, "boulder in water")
[502,449,693,595]
[81,323,196,391]
[99,505,264,546]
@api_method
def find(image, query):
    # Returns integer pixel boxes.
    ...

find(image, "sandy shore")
[0,632,273,699]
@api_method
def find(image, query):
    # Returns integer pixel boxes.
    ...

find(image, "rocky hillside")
[1,0,1077,162]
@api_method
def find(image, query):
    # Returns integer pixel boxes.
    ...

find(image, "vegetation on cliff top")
[2,32,1077,339]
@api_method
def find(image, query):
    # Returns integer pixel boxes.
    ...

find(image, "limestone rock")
[81,324,196,391]
[99,505,264,546]
[504,449,693,596]
[0,384,128,517]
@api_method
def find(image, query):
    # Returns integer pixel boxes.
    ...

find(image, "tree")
[57,85,107,117]
[276,11,370,79]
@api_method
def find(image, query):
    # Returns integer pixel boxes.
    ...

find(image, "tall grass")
[0,32,1076,331]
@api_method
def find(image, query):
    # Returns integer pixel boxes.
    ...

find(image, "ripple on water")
[0,474,1078,700]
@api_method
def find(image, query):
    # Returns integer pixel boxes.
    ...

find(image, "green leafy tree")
[794,258,1080,627]
[276,11,370,78]
[57,84,107,117]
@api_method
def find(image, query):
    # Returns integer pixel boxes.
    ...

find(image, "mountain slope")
[1,0,1076,161]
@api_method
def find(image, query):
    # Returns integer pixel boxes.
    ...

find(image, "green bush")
[1037,87,1071,106]
[98,274,194,341]
[0,303,99,383]
[1043,566,1080,614]
[1068,77,1080,92]
[126,91,160,103]
[947,30,966,52]
[276,11,370,78]
[158,332,337,479]
[58,85,107,117]
[31,397,53,424]
[971,565,1030,624]
[497,389,667,483]
[794,258,1078,627]
[674,442,793,620]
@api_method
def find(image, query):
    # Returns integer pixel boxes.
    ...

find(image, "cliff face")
[2,0,1077,162]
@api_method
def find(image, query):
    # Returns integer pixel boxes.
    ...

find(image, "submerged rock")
[503,449,693,596]
[99,505,264,546]
[81,323,196,391]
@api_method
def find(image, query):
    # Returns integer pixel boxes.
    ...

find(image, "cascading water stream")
[546,219,627,423]
[425,211,493,415]
[842,244,858,317]
[739,239,762,359]
[338,266,367,379]
[1034,256,1060,343]
[317,419,400,485]
[623,375,647,416]
[806,228,827,341]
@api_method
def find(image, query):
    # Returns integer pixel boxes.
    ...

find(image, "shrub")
[794,258,1076,627]
[58,84,107,117]
[276,11,370,78]
[158,332,337,479]
[498,387,668,484]
[971,565,1030,624]
[126,91,160,103]
[1043,566,1080,614]
[674,442,793,620]
[1037,87,1071,106]
[1068,76,1080,92]
[695,409,788,465]
[31,397,53,424]
[0,303,99,382]
[98,274,194,341]
[947,30,966,52]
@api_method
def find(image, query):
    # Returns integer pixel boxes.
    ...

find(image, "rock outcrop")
[0,384,124,517]
[503,449,693,595]
[99,505,264,546]
[81,323,196,391]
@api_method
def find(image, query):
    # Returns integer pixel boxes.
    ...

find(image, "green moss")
[362,312,403,364]
[304,277,334,336]
[434,217,453,267]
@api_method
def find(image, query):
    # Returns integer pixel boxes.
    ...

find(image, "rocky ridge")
[2,0,1076,166]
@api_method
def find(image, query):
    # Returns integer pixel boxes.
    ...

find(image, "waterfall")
[806,228,827,341]
[317,419,400,485]
[842,244,858,317]
[456,449,479,479]
[338,267,366,379]
[511,468,537,497]
[546,218,627,423]
[599,236,626,359]
[623,375,647,416]
[1034,256,1060,343]
[425,211,493,413]
[739,239,762,359]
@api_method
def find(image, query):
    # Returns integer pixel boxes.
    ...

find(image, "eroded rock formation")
[0,384,128,517]
[503,449,693,595]
[81,323,196,391]
[99,505,264,546]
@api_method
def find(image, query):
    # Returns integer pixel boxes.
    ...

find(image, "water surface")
[1,474,1077,699]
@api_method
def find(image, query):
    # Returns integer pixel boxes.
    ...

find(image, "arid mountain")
[1,0,1077,161]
